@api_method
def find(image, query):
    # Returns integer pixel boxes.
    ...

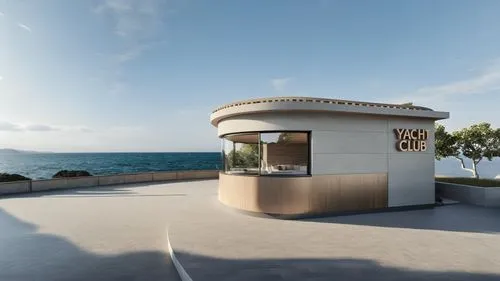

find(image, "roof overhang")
[210,97,449,127]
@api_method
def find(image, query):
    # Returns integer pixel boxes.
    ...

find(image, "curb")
[167,228,193,281]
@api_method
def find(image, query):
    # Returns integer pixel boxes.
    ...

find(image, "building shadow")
[174,250,500,281]
[0,208,180,281]
[301,204,500,234]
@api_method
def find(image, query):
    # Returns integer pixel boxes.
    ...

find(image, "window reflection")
[222,132,310,176]
[223,133,259,174]
[260,132,309,175]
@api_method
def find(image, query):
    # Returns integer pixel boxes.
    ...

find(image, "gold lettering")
[394,128,429,152]
[411,129,418,140]
[394,128,405,140]
[418,129,426,140]
[420,141,427,152]
[403,130,411,140]
[408,140,414,151]
[396,140,405,151]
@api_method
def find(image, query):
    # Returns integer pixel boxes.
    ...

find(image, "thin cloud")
[17,23,32,32]
[57,126,94,132]
[0,76,3,81]
[115,43,151,63]
[413,72,500,99]
[94,0,168,38]
[114,40,166,63]
[0,12,5,17]
[24,124,59,132]
[0,122,94,132]
[78,127,94,133]
[108,81,128,96]
[392,61,500,104]
[271,77,292,92]
[0,122,23,131]
[109,126,144,133]
[94,0,174,95]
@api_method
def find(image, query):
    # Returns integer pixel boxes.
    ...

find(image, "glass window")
[260,132,309,175]
[222,133,259,174]
[222,132,310,176]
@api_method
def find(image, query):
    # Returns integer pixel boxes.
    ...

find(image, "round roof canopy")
[210,96,449,126]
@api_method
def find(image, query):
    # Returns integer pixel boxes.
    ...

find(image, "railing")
[0,170,219,196]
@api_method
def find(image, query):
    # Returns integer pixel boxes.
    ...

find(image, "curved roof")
[210,96,449,126]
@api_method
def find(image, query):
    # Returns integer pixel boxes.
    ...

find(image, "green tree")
[435,122,500,178]
[226,143,259,169]
[239,143,259,167]
[435,124,459,160]
[277,133,289,143]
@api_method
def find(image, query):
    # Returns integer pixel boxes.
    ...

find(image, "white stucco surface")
[212,97,448,208]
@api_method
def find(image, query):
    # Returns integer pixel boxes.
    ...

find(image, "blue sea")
[0,153,221,180]
[0,152,498,180]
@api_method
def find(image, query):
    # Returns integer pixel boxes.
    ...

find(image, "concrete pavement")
[167,182,500,281]
[0,180,215,281]
[2,179,500,280]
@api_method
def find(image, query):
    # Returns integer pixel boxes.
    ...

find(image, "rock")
[0,173,31,182]
[52,170,92,178]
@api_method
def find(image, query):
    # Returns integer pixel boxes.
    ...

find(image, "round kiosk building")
[210,97,449,217]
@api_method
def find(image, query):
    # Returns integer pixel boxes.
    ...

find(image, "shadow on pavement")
[175,250,500,281]
[302,204,500,234]
[0,208,180,281]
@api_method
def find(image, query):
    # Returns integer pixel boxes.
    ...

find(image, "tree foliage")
[435,122,500,178]
[226,143,259,169]
[434,124,459,160]
[277,132,291,143]
[454,123,500,162]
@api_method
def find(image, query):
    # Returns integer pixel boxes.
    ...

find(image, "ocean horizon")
[0,152,221,180]
[0,152,498,180]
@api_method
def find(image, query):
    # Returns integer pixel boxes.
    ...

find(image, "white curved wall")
[217,111,437,208]
[217,112,388,136]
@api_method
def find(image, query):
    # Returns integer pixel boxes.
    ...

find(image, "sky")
[0,0,499,152]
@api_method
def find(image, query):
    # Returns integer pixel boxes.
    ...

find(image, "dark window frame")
[220,130,312,177]
[221,132,260,175]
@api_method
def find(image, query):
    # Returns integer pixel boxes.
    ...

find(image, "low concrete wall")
[32,177,99,192]
[124,173,154,184]
[98,175,126,186]
[436,181,500,207]
[177,170,219,180]
[0,170,219,196]
[0,181,31,195]
[484,188,500,207]
[152,171,177,181]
